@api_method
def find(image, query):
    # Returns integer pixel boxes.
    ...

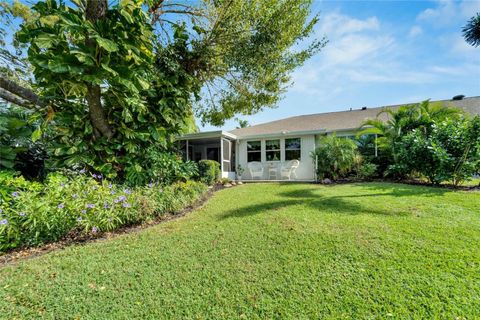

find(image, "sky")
[202,0,480,131]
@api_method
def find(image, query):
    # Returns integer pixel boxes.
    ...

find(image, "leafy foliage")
[392,116,480,185]
[358,100,464,177]
[0,104,46,177]
[0,172,207,251]
[132,148,198,186]
[198,160,221,185]
[312,135,360,180]
[14,0,193,179]
[463,13,480,47]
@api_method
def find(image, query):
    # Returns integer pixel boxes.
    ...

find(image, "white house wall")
[237,135,316,181]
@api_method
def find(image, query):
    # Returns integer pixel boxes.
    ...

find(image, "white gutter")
[233,129,327,140]
[177,130,237,141]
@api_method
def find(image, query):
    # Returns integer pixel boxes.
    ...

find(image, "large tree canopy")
[0,0,324,180]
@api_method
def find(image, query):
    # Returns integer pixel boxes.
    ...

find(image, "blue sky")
[202,0,480,131]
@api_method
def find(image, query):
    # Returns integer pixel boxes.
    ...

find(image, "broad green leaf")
[34,34,56,49]
[95,37,118,52]
[31,129,42,142]
[101,63,118,76]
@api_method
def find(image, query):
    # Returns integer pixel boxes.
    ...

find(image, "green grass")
[1,182,479,319]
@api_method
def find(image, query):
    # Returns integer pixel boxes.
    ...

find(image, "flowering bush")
[0,172,207,251]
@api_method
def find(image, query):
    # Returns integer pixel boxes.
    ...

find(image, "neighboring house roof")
[229,96,480,139]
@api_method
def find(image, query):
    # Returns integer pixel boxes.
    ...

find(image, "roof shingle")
[229,96,480,138]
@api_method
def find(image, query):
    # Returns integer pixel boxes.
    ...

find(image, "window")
[266,139,280,161]
[285,138,301,160]
[247,141,261,162]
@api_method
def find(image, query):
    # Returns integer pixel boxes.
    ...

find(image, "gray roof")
[229,96,480,138]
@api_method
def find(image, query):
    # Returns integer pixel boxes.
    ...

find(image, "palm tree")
[463,13,480,47]
[358,100,463,158]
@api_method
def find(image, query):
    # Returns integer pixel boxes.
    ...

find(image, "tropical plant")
[392,116,480,185]
[463,13,480,47]
[311,135,360,180]
[139,148,198,186]
[358,100,463,174]
[0,0,324,181]
[0,171,207,251]
[198,160,220,185]
[0,104,46,177]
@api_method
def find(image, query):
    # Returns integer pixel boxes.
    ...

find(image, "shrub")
[311,135,360,180]
[356,162,378,181]
[391,116,480,185]
[0,172,207,251]
[126,148,198,186]
[198,160,221,185]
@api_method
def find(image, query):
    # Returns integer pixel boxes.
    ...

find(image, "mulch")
[0,183,233,267]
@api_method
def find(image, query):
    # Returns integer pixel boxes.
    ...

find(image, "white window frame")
[265,139,281,162]
[285,137,301,161]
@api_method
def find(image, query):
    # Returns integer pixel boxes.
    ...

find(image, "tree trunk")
[85,0,114,139]
[86,85,114,139]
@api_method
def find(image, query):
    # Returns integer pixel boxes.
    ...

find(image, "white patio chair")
[248,162,264,180]
[280,160,300,180]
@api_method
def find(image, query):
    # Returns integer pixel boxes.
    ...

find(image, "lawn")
[0,182,479,319]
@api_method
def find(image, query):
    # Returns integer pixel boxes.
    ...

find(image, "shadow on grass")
[218,182,451,220]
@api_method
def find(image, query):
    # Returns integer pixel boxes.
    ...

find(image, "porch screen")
[222,139,231,172]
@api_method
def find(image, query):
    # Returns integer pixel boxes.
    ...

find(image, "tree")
[393,116,480,185]
[311,134,359,180]
[463,13,480,47]
[235,118,249,129]
[358,100,463,162]
[0,0,323,181]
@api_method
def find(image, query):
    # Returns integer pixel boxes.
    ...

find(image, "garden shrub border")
[0,182,229,266]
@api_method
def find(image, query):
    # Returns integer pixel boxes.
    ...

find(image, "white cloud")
[290,10,479,99]
[317,12,379,38]
[417,0,480,24]
[409,26,423,37]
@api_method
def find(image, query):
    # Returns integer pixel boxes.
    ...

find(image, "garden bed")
[0,183,230,266]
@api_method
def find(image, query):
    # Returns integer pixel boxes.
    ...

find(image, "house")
[178,96,480,181]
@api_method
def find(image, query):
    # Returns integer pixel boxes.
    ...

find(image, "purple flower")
[114,198,119,204]
[108,184,113,189]
[77,217,83,222]
[103,202,109,209]
[124,188,131,195]
[81,210,86,214]
[57,203,65,209]
[0,219,8,225]
[0,208,3,214]
[110,191,116,195]
[118,195,127,202]
[92,227,98,233]
[72,193,79,199]
[97,175,103,179]
[86,203,95,209]
[60,183,65,187]
[148,183,154,188]
[79,169,86,174]
[12,191,19,197]
[122,203,131,208]
[92,173,97,179]
[19,212,26,217]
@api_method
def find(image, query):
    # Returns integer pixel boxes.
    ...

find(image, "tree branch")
[0,76,45,109]
[0,87,29,107]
